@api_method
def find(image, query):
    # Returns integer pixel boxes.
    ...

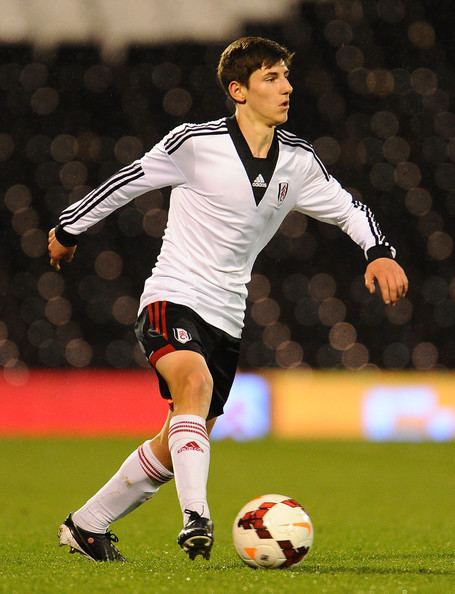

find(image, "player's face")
[242,61,293,127]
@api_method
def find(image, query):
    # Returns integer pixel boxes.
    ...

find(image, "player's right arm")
[48,135,187,270]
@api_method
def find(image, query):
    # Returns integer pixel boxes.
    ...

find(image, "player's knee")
[170,368,213,417]
[168,367,213,397]
[184,369,213,400]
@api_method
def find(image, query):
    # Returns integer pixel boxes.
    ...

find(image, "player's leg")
[58,302,216,561]
[71,440,174,533]
[58,433,174,561]
[65,407,217,530]
[138,302,216,537]
[58,413,217,562]
[149,407,217,470]
[154,349,215,559]
[169,327,240,558]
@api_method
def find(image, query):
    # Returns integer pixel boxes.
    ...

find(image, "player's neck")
[234,112,274,159]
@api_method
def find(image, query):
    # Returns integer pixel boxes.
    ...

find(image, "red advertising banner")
[0,369,168,436]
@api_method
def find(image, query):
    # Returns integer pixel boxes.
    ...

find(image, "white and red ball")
[232,493,313,569]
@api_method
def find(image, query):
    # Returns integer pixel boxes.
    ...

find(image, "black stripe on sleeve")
[277,134,330,181]
[164,120,227,153]
[59,168,145,227]
[277,128,313,148]
[351,199,381,243]
[60,161,141,220]
[166,129,229,155]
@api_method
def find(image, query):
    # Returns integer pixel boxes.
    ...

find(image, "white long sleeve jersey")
[57,116,395,338]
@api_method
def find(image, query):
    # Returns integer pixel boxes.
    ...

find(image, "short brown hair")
[217,36,294,99]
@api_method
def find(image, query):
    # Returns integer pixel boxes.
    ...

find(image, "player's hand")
[48,227,77,271]
[364,258,408,306]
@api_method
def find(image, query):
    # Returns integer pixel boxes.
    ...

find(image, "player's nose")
[283,79,293,94]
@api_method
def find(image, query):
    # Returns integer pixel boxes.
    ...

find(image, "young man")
[49,37,408,562]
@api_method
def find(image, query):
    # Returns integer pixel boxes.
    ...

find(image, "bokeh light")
[408,21,436,49]
[329,322,357,351]
[262,323,291,350]
[163,88,193,117]
[313,137,341,165]
[94,251,123,281]
[342,343,369,369]
[30,87,59,115]
[251,298,281,327]
[371,111,399,138]
[382,137,410,164]
[405,187,432,216]
[383,343,410,369]
[143,208,168,237]
[385,299,413,325]
[65,339,93,367]
[114,136,143,164]
[394,162,422,190]
[318,297,346,327]
[84,64,112,93]
[366,70,395,96]
[112,296,139,325]
[427,231,453,261]
[324,20,353,47]
[377,0,405,23]
[275,341,303,368]
[412,342,438,370]
[0,133,14,161]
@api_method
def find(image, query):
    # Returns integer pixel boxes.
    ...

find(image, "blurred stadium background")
[1,0,455,441]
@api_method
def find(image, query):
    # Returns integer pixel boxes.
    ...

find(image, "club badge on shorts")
[173,327,192,344]
[278,181,289,203]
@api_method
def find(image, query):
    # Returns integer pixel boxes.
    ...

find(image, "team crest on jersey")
[173,328,192,344]
[278,182,289,203]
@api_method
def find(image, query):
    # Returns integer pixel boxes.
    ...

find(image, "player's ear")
[228,80,247,104]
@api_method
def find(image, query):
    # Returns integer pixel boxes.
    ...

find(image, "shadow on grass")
[190,556,455,577]
[297,563,455,577]
[205,550,455,576]
[269,548,454,577]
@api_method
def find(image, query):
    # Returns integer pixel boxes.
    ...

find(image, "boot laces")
[106,531,120,544]
[184,509,203,524]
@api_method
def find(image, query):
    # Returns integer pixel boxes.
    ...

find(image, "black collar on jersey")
[226,115,279,206]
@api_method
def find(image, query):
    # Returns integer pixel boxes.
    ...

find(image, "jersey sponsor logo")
[173,327,192,343]
[278,181,289,203]
[177,440,204,453]
[252,174,267,188]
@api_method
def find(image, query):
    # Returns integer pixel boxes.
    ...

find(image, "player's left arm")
[295,153,409,305]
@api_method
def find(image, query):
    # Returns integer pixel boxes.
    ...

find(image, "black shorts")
[135,301,241,419]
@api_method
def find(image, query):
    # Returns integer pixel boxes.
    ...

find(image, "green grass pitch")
[0,438,454,594]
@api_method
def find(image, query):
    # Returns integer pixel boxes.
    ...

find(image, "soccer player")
[49,36,408,562]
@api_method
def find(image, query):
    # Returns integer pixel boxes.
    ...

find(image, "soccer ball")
[232,494,313,569]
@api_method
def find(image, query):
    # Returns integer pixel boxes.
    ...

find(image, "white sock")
[72,441,173,533]
[168,414,210,523]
